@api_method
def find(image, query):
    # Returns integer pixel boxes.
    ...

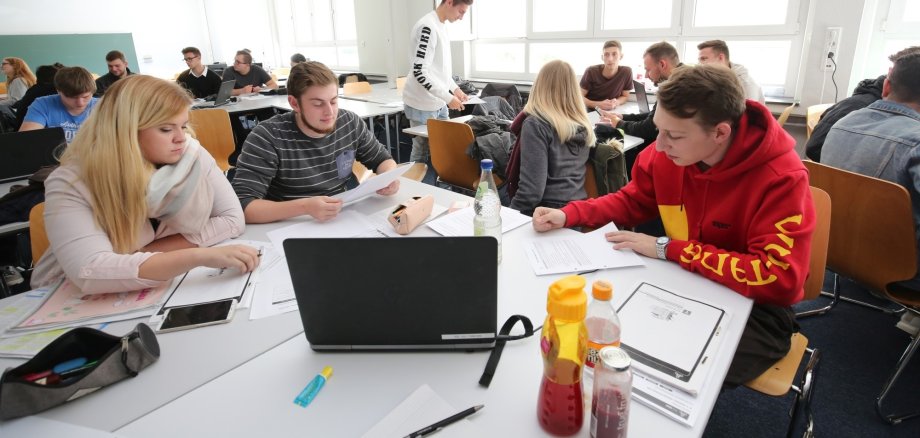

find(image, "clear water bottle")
[474,159,502,264]
[591,347,632,438]
[537,275,588,436]
[585,280,622,372]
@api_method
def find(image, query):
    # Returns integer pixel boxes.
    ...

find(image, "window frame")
[288,0,359,70]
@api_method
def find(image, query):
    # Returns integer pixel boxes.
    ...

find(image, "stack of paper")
[425,206,530,236]
[523,223,645,275]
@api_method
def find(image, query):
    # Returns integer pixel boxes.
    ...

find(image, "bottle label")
[586,340,620,369]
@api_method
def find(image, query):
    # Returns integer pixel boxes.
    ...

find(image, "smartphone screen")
[158,300,235,332]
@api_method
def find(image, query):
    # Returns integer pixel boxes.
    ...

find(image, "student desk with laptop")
[0,178,752,437]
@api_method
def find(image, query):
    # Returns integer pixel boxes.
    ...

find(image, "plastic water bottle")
[537,275,588,436]
[474,159,502,265]
[591,347,632,438]
[585,280,622,373]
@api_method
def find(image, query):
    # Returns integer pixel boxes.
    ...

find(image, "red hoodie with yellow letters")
[562,101,815,307]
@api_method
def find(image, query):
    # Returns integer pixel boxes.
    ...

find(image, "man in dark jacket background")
[805,75,885,162]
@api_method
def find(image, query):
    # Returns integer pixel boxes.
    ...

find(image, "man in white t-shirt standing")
[403,0,473,171]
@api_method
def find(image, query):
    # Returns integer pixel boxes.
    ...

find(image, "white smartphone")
[156,299,237,333]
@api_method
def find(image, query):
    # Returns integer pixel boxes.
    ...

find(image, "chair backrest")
[776,103,796,128]
[189,109,235,172]
[428,119,481,191]
[806,104,833,139]
[29,202,49,265]
[343,81,373,95]
[584,162,599,199]
[0,82,7,94]
[804,160,918,296]
[396,77,407,91]
[804,186,831,301]
[352,161,373,183]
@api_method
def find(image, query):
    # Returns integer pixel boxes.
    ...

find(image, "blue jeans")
[403,104,449,163]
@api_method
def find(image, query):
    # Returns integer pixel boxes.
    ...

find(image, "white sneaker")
[1,265,23,287]
[896,312,920,338]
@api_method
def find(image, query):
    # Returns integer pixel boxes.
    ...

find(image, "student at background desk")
[232,61,398,224]
[176,46,222,99]
[580,40,633,111]
[19,66,98,143]
[534,65,815,386]
[31,75,257,294]
[223,49,278,96]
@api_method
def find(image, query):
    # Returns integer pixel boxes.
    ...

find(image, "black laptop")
[0,127,66,183]
[284,237,498,351]
[193,80,235,108]
[633,79,651,114]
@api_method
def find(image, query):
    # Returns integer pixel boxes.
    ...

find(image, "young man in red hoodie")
[533,65,816,386]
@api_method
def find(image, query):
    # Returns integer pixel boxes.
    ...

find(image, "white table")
[116,179,751,438]
[403,115,645,152]
[2,179,752,437]
[340,82,404,106]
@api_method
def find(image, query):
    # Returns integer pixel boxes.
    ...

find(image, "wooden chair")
[427,119,502,193]
[401,162,427,182]
[584,163,599,199]
[744,186,829,438]
[805,104,833,139]
[776,103,796,127]
[0,82,6,94]
[800,160,917,317]
[396,77,407,91]
[343,81,373,95]
[189,109,236,173]
[352,161,374,183]
[803,161,920,424]
[29,203,49,265]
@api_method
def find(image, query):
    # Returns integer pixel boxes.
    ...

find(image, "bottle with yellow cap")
[585,280,622,373]
[537,275,588,436]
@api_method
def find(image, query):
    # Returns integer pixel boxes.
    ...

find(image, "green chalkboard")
[0,33,138,81]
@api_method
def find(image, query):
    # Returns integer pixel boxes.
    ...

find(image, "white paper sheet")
[463,96,486,105]
[617,282,730,395]
[335,162,413,205]
[522,223,645,275]
[249,256,299,321]
[631,370,700,427]
[425,206,530,236]
[266,210,377,256]
[361,384,482,438]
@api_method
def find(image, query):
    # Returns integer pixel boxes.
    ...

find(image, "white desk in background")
[340,82,405,106]
[116,179,752,438]
[403,114,645,152]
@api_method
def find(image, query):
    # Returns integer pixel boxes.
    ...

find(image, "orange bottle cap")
[592,280,613,300]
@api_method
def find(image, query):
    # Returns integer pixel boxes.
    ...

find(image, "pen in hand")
[404,404,484,438]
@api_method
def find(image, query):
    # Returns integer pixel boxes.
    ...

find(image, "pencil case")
[0,323,160,420]
[388,195,434,235]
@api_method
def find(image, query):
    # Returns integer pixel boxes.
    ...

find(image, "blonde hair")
[62,75,193,253]
[524,60,595,146]
[3,57,37,88]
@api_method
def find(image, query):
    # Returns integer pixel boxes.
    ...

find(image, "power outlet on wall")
[823,27,842,71]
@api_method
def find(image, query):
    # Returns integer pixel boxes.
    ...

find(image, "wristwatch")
[655,236,671,260]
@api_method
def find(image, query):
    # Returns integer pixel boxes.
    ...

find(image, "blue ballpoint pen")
[294,366,333,407]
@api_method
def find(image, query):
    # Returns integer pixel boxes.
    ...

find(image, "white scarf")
[146,135,214,234]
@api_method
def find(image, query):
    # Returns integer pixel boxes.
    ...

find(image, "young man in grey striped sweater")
[231,61,399,224]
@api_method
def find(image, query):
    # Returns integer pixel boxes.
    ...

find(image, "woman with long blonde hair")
[509,60,596,216]
[32,75,257,294]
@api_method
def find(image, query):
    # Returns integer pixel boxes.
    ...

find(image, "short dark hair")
[657,64,746,129]
[697,39,731,61]
[35,64,62,85]
[888,52,920,103]
[54,66,96,97]
[603,40,622,51]
[291,53,307,64]
[105,50,126,63]
[440,0,473,5]
[287,61,338,99]
[182,47,202,57]
[645,41,679,64]
[889,46,920,62]
[235,50,252,64]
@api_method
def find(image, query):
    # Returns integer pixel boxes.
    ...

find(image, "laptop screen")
[633,80,650,114]
[0,127,66,183]
[284,237,498,350]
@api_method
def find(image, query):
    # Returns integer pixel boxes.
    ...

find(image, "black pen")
[404,404,484,438]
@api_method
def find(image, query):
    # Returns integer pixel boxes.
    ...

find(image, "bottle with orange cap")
[537,275,589,436]
[585,280,622,373]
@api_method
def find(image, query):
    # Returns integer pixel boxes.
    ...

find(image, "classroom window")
[601,0,674,30]
[469,0,805,98]
[288,0,358,70]
[473,43,527,74]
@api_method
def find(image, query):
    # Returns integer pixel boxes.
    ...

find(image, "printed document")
[617,282,729,395]
[425,206,530,236]
[266,210,377,256]
[362,384,482,438]
[523,222,645,275]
